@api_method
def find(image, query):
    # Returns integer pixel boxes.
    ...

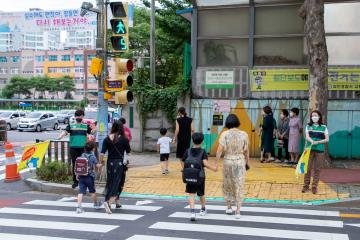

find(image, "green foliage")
[2,75,76,99]
[36,161,71,183]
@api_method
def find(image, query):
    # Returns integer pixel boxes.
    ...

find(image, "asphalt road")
[6,124,68,143]
[0,189,359,240]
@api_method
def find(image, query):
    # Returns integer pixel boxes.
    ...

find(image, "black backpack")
[182,149,205,185]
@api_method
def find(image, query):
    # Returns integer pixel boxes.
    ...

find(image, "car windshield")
[0,112,12,118]
[85,111,97,119]
[27,112,42,118]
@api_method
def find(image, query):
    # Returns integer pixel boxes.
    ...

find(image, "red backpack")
[74,156,89,176]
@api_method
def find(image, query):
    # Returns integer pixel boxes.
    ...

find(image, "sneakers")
[302,186,309,193]
[190,212,196,221]
[225,208,233,215]
[235,213,241,219]
[93,201,101,210]
[200,209,207,216]
[103,202,112,214]
[71,183,78,189]
[274,159,282,163]
[76,207,84,214]
[115,200,122,209]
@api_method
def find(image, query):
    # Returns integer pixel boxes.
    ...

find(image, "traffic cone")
[4,141,21,182]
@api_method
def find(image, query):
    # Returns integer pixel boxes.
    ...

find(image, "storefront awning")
[176,8,193,21]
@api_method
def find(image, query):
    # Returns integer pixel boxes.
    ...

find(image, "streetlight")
[80,2,100,16]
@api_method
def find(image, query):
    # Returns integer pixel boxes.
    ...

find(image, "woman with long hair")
[302,110,329,194]
[100,120,131,214]
[174,107,194,167]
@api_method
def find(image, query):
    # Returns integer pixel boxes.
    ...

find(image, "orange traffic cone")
[4,141,21,182]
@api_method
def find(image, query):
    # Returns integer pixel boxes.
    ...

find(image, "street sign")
[105,80,123,92]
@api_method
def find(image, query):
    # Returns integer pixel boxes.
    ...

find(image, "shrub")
[36,161,71,183]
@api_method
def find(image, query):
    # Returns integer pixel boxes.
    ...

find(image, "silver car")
[18,112,59,132]
[0,111,26,130]
[56,110,75,124]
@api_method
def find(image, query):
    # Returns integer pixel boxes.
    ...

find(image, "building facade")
[0,49,99,102]
[187,0,360,159]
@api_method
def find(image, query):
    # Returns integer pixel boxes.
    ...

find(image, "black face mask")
[75,117,83,123]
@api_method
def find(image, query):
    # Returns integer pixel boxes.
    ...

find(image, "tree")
[299,0,328,122]
[57,76,75,99]
[2,76,32,99]
[32,76,50,99]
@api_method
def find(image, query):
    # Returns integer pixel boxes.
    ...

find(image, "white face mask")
[312,116,320,123]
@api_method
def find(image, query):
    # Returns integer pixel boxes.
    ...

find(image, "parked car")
[56,110,75,124]
[0,111,26,130]
[70,111,98,125]
[17,112,59,132]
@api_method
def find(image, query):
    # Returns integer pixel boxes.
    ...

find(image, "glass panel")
[254,37,305,65]
[255,5,303,35]
[325,2,360,33]
[327,36,360,65]
[198,8,249,37]
[198,39,248,66]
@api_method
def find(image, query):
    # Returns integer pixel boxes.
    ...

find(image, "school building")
[178,0,360,159]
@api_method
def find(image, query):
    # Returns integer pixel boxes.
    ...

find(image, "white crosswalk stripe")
[136,204,349,240]
[127,235,202,240]
[0,199,162,239]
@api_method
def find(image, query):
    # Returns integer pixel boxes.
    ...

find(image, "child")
[76,141,102,213]
[157,128,173,174]
[182,132,217,221]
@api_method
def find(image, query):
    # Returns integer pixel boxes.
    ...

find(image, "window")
[61,55,71,61]
[0,56,7,62]
[75,55,84,61]
[35,55,45,62]
[48,67,57,73]
[88,77,97,83]
[48,55,58,61]
[88,54,95,61]
[0,67,8,74]
[12,113,19,118]
[61,67,71,73]
[49,114,54,118]
[35,68,43,74]
[198,39,248,66]
[75,67,84,73]
[11,56,20,62]
[325,3,360,33]
[327,36,360,65]
[0,78,6,84]
[10,68,19,74]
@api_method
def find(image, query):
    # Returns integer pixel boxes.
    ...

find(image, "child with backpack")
[182,132,217,221]
[75,141,102,214]
[157,128,173,174]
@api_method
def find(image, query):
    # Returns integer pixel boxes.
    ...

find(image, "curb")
[25,178,347,205]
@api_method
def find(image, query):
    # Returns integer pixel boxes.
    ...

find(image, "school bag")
[182,149,205,185]
[74,153,92,176]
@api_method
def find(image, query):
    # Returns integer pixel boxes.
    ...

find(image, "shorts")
[79,175,96,194]
[160,153,170,162]
[186,181,205,197]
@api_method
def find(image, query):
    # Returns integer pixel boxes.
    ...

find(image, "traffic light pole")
[96,0,109,152]
[150,0,156,85]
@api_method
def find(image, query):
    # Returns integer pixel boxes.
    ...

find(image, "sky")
[0,0,141,11]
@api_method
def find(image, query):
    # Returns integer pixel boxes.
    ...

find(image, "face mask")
[311,116,320,123]
[75,117,83,122]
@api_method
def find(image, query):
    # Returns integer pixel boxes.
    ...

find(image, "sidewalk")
[123,154,360,204]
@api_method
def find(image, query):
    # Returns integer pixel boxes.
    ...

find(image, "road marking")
[346,223,360,228]
[0,207,143,221]
[170,212,343,228]
[0,233,87,240]
[25,200,162,211]
[150,222,349,240]
[127,235,202,240]
[136,200,154,206]
[0,218,118,233]
[58,197,78,202]
[340,213,360,218]
[186,205,340,217]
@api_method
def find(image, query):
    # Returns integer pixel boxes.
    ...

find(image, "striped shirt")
[305,124,328,152]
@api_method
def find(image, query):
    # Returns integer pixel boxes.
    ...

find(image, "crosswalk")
[0,199,355,240]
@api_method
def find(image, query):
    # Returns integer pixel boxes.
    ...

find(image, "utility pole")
[150,0,156,85]
[96,0,109,151]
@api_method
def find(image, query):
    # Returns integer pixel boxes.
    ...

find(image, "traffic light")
[110,2,129,52]
[105,58,134,104]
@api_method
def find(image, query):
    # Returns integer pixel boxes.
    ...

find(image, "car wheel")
[64,118,69,124]
[6,123,11,131]
[53,123,59,130]
[18,129,23,132]
[36,125,42,132]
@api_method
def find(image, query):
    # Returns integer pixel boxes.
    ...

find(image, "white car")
[18,112,59,132]
[0,111,26,130]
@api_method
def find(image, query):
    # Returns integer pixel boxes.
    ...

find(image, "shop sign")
[212,114,224,126]
[205,71,234,89]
